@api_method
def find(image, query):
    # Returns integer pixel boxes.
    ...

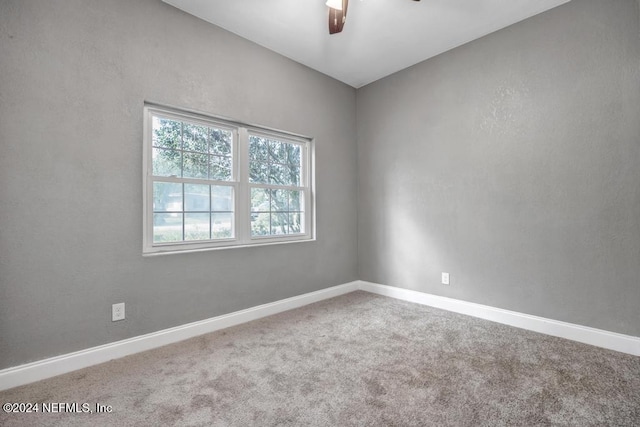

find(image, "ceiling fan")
[326,0,421,34]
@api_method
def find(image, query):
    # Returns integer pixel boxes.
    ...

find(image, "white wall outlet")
[112,302,125,322]
[441,272,450,285]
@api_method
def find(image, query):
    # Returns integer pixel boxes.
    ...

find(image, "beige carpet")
[1,291,638,426]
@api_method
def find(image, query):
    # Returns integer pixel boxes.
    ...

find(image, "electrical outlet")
[441,272,450,285]
[112,302,125,322]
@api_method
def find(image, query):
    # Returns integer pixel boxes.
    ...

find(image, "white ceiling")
[162,0,570,88]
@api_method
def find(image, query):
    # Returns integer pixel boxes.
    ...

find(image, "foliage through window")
[249,135,304,237]
[144,105,313,254]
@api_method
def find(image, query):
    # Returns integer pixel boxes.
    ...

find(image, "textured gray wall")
[357,0,640,336]
[0,0,357,368]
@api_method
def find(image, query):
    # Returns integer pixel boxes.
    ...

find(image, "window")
[143,104,313,254]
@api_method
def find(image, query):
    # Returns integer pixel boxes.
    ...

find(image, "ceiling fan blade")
[328,0,348,34]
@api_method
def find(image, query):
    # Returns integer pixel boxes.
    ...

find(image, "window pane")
[153,182,182,212]
[152,117,182,150]
[153,147,182,177]
[251,188,270,212]
[269,164,289,186]
[289,190,301,211]
[249,161,268,184]
[212,213,233,239]
[184,184,210,212]
[251,212,270,236]
[184,213,210,241]
[289,165,300,186]
[183,152,209,179]
[248,135,304,187]
[289,212,303,234]
[153,213,182,243]
[210,156,231,181]
[210,128,232,155]
[212,185,233,211]
[287,144,301,166]
[271,189,288,212]
[183,123,208,153]
[269,140,287,164]
[249,136,268,162]
[271,212,289,235]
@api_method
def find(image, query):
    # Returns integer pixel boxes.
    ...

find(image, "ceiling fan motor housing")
[328,0,420,35]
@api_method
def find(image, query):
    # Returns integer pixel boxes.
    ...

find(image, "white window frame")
[143,104,314,255]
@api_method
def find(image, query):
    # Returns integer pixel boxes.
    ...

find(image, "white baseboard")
[356,280,640,357]
[2,279,637,392]
[0,281,359,392]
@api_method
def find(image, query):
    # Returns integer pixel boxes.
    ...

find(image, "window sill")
[142,237,316,257]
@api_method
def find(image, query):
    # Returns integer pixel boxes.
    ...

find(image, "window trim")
[143,103,314,255]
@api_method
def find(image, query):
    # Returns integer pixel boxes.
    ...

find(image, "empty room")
[1,0,638,425]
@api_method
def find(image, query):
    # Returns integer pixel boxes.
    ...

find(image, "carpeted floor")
[1,291,638,426]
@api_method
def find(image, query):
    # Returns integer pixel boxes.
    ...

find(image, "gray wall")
[357,0,640,336]
[0,0,358,369]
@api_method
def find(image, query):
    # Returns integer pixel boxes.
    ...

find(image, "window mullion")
[236,127,250,244]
